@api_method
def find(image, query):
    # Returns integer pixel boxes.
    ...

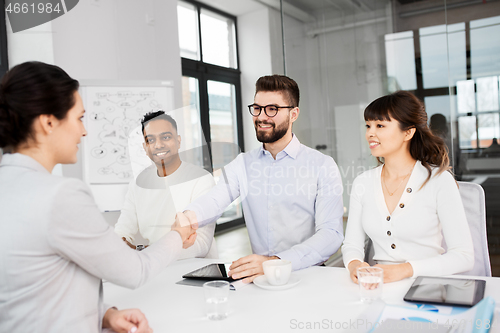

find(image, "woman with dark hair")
[342,91,474,284]
[0,62,196,332]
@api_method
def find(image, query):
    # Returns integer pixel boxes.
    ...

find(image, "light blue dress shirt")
[186,135,344,270]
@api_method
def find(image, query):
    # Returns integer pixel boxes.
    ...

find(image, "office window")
[477,76,499,113]
[200,9,237,69]
[177,2,200,61]
[459,16,500,151]
[459,116,477,149]
[470,16,500,79]
[420,23,466,89]
[207,80,239,166]
[385,15,500,155]
[456,76,500,149]
[384,31,417,91]
[457,80,476,114]
[177,0,243,232]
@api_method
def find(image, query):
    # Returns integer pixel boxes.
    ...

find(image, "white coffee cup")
[262,259,292,286]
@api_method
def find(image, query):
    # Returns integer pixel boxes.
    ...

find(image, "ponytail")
[410,122,450,186]
[0,98,19,148]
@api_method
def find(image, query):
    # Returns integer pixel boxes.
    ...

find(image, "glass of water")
[357,267,383,303]
[203,280,229,320]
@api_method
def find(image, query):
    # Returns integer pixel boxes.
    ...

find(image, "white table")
[104,259,500,332]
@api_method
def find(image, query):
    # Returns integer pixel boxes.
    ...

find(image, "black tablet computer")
[404,276,486,307]
[182,263,240,282]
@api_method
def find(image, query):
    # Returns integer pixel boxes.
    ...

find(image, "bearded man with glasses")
[177,75,344,283]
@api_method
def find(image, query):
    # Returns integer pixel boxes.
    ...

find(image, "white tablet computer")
[403,276,486,307]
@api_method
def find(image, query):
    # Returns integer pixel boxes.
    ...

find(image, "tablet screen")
[182,263,235,281]
[404,276,486,307]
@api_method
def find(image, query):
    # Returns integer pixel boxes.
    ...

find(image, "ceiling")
[197,0,391,22]
[197,0,499,22]
[196,0,265,16]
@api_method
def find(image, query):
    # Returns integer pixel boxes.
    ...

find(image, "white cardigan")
[342,160,474,277]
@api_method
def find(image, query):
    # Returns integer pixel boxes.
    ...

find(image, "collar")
[0,153,50,174]
[258,133,300,160]
[409,160,430,187]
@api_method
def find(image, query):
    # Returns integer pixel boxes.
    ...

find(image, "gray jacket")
[0,153,182,332]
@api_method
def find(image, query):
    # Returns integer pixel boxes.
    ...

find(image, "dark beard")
[255,117,289,143]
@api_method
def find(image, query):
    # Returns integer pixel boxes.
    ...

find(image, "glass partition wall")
[275,0,500,272]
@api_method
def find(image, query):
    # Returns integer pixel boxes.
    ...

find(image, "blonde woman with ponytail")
[342,91,474,284]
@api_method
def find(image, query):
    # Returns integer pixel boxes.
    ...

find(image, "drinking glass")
[357,267,383,303]
[203,280,229,320]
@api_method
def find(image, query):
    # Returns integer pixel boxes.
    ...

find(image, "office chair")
[455,181,491,277]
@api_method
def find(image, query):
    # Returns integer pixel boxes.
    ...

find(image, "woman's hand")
[374,263,413,283]
[102,308,153,333]
[347,260,370,283]
[171,212,197,245]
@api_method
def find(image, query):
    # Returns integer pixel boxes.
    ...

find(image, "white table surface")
[104,258,500,333]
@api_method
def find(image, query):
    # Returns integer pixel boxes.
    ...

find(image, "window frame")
[410,21,500,156]
[179,0,245,233]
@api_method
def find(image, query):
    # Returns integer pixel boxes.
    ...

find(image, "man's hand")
[102,308,153,333]
[374,263,413,283]
[347,260,370,283]
[171,212,197,245]
[228,254,279,283]
[122,237,136,250]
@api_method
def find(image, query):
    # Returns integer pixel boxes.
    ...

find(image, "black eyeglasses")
[248,104,295,117]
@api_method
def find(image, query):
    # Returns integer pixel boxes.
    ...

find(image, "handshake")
[171,211,199,249]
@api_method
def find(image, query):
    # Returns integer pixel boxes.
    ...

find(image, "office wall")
[4,0,183,226]
[238,6,315,151]
[51,0,182,97]
[278,12,314,149]
[6,0,182,105]
[49,0,183,181]
[282,9,390,158]
[238,7,275,152]
[277,7,391,211]
[6,20,54,67]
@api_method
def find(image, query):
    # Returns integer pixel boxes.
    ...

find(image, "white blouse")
[342,160,474,277]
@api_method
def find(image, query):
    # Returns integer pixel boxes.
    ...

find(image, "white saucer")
[253,275,301,291]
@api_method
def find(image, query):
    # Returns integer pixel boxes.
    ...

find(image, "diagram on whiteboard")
[82,85,173,184]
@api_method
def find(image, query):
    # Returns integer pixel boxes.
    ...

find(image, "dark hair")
[255,75,300,107]
[429,113,448,136]
[0,61,79,149]
[364,90,450,186]
[141,110,178,135]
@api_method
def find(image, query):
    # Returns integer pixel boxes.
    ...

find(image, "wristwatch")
[136,244,145,251]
